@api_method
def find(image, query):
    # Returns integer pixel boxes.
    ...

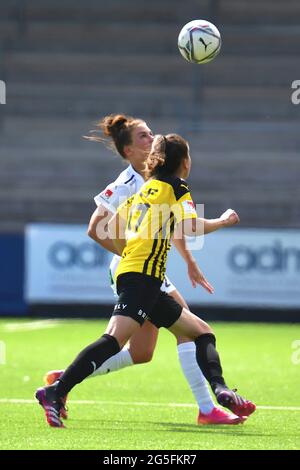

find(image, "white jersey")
[94,164,175,295]
[94,164,144,214]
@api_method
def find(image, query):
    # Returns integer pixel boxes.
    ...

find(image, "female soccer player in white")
[45,115,245,425]
[37,131,256,428]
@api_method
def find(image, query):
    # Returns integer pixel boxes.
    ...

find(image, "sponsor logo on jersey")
[104,188,113,198]
[182,200,196,214]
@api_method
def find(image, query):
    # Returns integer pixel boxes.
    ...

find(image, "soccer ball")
[178,19,221,64]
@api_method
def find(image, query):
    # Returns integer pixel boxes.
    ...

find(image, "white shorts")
[109,255,176,297]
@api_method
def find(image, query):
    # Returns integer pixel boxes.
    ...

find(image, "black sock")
[54,334,120,396]
[194,333,227,395]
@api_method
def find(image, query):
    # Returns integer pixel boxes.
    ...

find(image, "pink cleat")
[35,386,65,428]
[216,389,256,417]
[44,370,68,420]
[197,407,247,425]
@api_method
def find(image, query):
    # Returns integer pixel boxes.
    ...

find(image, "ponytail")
[145,135,166,177]
[145,133,188,179]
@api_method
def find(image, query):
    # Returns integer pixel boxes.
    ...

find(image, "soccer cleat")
[44,370,68,420]
[35,386,65,428]
[197,407,247,425]
[216,389,256,417]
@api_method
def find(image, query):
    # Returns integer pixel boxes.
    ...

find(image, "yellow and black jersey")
[115,174,197,282]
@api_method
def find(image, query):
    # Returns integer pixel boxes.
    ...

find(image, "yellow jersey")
[115,174,197,282]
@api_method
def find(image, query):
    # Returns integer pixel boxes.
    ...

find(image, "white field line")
[2,320,64,332]
[0,398,299,411]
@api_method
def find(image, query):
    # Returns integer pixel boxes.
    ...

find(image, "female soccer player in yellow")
[46,114,242,426]
[36,132,256,428]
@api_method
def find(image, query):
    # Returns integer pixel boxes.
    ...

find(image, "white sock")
[177,342,215,414]
[90,348,133,377]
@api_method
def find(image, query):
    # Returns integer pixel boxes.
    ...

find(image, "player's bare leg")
[128,320,159,363]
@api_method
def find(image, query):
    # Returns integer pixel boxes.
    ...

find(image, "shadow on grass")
[70,418,296,439]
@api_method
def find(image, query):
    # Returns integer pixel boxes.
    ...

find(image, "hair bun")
[102,114,128,137]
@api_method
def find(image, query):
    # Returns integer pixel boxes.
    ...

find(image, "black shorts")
[113,272,182,328]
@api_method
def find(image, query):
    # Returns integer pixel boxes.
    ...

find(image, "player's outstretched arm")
[200,209,240,234]
[184,209,240,236]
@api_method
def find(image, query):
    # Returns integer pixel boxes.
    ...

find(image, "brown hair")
[84,114,145,159]
[145,133,189,179]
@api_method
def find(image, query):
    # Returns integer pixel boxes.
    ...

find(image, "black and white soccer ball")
[178,19,221,64]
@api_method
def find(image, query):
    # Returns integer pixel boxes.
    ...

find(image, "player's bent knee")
[188,319,213,338]
[130,349,154,364]
[200,321,213,335]
[176,335,193,344]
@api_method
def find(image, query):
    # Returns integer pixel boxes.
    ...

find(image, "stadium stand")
[0,0,299,231]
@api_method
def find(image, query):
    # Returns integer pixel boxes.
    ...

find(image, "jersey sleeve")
[172,180,197,225]
[94,183,133,213]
